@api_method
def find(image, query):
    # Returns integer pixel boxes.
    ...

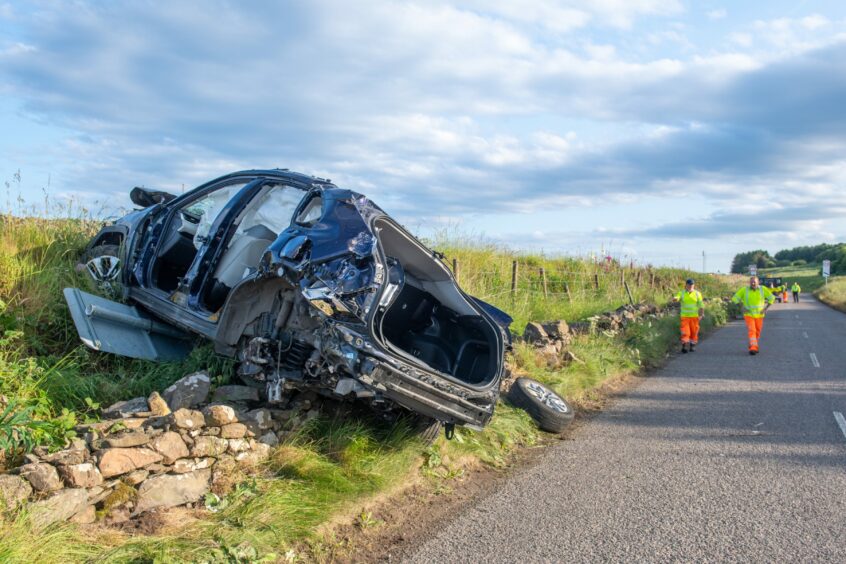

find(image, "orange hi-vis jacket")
[674,289,704,318]
[731,286,775,318]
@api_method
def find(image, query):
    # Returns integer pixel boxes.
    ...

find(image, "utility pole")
[702,251,706,273]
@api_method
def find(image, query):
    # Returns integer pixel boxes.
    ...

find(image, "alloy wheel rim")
[525,381,569,413]
[86,255,121,285]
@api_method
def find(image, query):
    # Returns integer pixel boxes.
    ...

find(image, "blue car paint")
[75,169,512,428]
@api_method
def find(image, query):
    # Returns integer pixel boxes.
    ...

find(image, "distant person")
[768,282,779,303]
[673,278,704,354]
[791,281,801,303]
[731,276,776,356]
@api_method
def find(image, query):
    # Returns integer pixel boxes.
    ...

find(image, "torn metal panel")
[64,288,193,361]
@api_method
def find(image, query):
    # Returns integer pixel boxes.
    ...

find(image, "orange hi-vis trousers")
[744,316,764,351]
[680,317,700,345]
[782,291,789,302]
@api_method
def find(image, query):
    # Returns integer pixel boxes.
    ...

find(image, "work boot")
[749,349,758,356]
[689,343,696,352]
[681,343,688,354]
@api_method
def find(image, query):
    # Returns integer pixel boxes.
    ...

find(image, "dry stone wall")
[0,372,320,528]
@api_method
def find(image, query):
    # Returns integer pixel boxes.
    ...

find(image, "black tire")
[413,416,442,447]
[79,244,122,295]
[507,377,574,433]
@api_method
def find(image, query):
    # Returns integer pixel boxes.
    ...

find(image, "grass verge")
[815,276,846,313]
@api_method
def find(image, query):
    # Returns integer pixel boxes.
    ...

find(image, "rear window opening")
[373,218,499,387]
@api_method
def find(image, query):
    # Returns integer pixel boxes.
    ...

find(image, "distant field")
[758,263,826,292]
[759,263,845,310]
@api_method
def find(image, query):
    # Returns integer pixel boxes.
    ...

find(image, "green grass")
[816,276,846,313]
[760,263,846,310]
[431,234,735,330]
[0,215,236,458]
[758,263,826,292]
[0,215,736,561]
[1,414,427,562]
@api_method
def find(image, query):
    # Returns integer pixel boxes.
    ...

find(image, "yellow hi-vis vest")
[792,283,801,293]
[732,286,775,318]
[675,290,704,318]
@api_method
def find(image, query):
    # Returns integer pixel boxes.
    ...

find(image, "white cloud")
[707,9,727,20]
[0,42,35,56]
[1,0,846,264]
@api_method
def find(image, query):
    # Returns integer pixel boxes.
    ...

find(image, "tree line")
[730,243,846,275]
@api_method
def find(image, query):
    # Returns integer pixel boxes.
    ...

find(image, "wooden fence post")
[624,281,635,306]
[452,258,459,283]
[511,261,518,297]
[540,267,548,298]
[564,281,572,301]
[594,273,600,290]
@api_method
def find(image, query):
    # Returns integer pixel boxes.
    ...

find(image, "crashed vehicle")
[65,169,540,437]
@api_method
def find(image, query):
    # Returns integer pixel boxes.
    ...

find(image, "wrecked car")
[65,169,522,436]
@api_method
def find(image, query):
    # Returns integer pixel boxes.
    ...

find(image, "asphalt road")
[406,297,846,563]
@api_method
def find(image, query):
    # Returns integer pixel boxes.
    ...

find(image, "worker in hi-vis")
[673,278,704,354]
[791,281,801,303]
[731,276,776,355]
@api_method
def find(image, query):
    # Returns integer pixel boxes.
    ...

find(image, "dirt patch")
[303,444,549,563]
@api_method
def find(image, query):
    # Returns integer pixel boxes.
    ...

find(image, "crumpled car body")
[66,169,512,430]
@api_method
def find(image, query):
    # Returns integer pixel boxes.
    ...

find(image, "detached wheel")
[508,378,574,433]
[79,244,122,295]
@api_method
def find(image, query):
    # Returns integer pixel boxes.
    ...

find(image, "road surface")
[407,297,846,562]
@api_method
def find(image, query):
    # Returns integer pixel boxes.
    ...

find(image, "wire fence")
[448,257,687,306]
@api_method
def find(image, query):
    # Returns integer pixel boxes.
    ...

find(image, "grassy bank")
[758,264,826,293]
[758,264,846,311]
[0,215,735,561]
[816,276,846,312]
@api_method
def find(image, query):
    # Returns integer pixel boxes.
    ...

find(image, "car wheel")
[507,377,574,433]
[413,416,442,446]
[79,244,122,295]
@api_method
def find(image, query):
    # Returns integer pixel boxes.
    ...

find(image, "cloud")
[609,203,846,239]
[0,0,845,245]
[707,9,727,20]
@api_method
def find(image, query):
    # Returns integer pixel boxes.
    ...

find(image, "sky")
[2,1,846,272]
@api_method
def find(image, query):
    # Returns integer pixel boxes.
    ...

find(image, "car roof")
[216,169,336,190]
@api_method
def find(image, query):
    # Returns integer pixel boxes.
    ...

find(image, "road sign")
[749,264,757,276]
[823,260,831,278]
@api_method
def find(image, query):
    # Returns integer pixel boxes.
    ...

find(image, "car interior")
[374,218,499,386]
[151,181,247,293]
[151,181,305,312]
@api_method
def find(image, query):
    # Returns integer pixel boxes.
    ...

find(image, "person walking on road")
[673,278,704,354]
[731,276,775,355]
[791,282,801,303]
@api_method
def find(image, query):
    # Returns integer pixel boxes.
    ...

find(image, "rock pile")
[0,372,320,528]
[517,303,672,367]
[587,303,663,334]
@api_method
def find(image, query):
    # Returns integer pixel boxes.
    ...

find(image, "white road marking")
[803,331,809,339]
[810,353,820,368]
[834,412,846,441]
